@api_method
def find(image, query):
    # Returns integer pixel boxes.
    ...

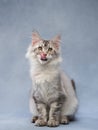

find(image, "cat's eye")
[48,48,53,51]
[38,46,42,50]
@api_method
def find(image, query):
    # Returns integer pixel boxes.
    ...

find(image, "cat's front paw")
[31,116,38,123]
[35,119,47,126]
[60,116,69,124]
[47,119,59,127]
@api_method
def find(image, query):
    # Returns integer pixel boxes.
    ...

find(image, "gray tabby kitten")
[26,31,78,127]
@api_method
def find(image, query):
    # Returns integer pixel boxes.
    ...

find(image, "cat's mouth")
[40,53,48,61]
[41,58,48,61]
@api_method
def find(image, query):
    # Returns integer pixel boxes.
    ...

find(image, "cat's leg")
[60,72,78,124]
[60,115,69,124]
[29,97,39,123]
[32,116,38,123]
[47,102,61,127]
[60,97,78,124]
[35,103,47,126]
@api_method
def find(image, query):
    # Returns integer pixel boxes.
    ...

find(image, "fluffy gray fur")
[26,31,78,127]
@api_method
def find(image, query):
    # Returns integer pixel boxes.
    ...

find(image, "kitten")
[26,31,78,127]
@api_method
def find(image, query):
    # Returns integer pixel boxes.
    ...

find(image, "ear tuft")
[51,35,61,49]
[32,31,41,45]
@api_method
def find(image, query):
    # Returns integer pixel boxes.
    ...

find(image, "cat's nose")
[41,53,47,58]
[43,53,47,57]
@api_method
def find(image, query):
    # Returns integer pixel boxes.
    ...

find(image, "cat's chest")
[33,71,58,84]
[32,70,62,103]
[33,79,59,103]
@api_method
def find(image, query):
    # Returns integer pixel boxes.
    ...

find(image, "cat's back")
[60,71,76,97]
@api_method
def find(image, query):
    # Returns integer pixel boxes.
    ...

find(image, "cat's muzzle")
[41,58,48,61]
[40,53,48,61]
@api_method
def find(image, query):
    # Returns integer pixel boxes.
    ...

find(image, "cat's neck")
[30,56,62,74]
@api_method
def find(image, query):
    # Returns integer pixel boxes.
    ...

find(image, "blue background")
[0,0,98,129]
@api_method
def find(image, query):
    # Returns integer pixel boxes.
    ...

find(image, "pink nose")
[41,53,47,58]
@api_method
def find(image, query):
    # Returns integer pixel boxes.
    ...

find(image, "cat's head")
[26,31,61,65]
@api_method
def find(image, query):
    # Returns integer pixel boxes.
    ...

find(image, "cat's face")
[30,32,61,64]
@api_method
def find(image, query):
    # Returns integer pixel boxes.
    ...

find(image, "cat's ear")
[51,35,61,49]
[32,31,41,45]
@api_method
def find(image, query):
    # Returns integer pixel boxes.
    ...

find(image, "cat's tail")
[71,79,76,92]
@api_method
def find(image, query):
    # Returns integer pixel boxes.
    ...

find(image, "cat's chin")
[38,58,49,64]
